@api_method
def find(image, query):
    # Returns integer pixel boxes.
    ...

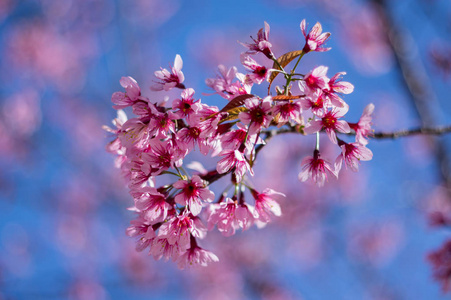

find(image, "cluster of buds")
[105,19,374,269]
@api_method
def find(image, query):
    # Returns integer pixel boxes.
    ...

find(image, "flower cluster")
[105,19,373,269]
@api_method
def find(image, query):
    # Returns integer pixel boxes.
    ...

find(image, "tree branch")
[261,125,451,139]
[372,126,451,139]
[201,124,451,186]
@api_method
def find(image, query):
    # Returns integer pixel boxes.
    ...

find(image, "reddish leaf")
[219,94,255,113]
[272,95,304,101]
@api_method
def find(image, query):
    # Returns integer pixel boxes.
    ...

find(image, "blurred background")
[1,0,451,299]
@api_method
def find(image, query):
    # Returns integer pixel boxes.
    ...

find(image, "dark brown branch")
[261,125,451,139]
[202,124,451,186]
[372,126,451,139]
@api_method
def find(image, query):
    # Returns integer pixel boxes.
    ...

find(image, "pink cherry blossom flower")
[220,123,263,156]
[206,198,254,236]
[335,141,373,173]
[250,188,284,223]
[156,213,207,254]
[299,150,338,187]
[194,105,224,139]
[177,243,219,269]
[323,72,354,108]
[126,214,156,252]
[128,158,155,189]
[150,54,185,91]
[148,108,175,139]
[216,149,254,183]
[150,236,183,262]
[300,19,331,53]
[299,66,330,94]
[205,65,251,100]
[272,100,303,127]
[240,54,270,84]
[176,125,211,155]
[111,76,144,109]
[131,100,153,119]
[170,88,202,122]
[236,72,254,94]
[173,175,215,216]
[236,202,254,230]
[239,96,273,135]
[119,118,153,153]
[134,187,172,223]
[157,214,192,252]
[105,137,127,169]
[348,103,375,145]
[299,90,327,118]
[205,65,236,97]
[141,140,183,175]
[240,21,274,59]
[304,107,351,144]
[190,216,208,240]
[104,109,127,160]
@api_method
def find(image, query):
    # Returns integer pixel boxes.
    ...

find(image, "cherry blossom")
[239,96,273,135]
[206,197,254,236]
[216,149,254,183]
[299,90,327,118]
[173,175,215,216]
[177,244,219,269]
[272,100,303,127]
[151,54,185,91]
[300,19,331,53]
[205,65,251,100]
[335,141,373,172]
[240,53,271,84]
[105,20,374,270]
[349,103,375,145]
[299,65,330,94]
[304,107,351,144]
[126,214,157,252]
[240,21,274,59]
[141,140,184,175]
[133,187,172,223]
[176,125,211,155]
[220,123,263,156]
[171,88,202,122]
[250,188,284,223]
[323,72,354,108]
[111,76,145,109]
[299,150,338,187]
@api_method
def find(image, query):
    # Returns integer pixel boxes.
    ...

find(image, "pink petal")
[335,120,351,133]
[304,120,323,134]
[174,54,183,71]
[300,19,307,37]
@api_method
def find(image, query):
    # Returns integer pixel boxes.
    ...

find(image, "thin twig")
[372,126,451,139]
[202,124,451,185]
[261,125,451,139]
